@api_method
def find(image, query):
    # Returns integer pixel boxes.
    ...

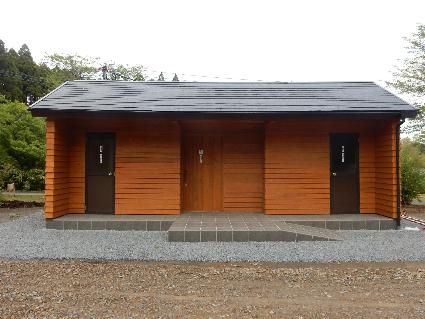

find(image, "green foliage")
[0,41,50,103]
[388,24,425,134]
[0,96,45,191]
[400,139,425,205]
[109,64,146,81]
[23,168,45,191]
[41,53,100,88]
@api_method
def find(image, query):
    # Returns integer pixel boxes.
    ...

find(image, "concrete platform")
[46,213,396,242]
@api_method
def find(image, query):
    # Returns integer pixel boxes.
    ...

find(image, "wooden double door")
[182,134,223,212]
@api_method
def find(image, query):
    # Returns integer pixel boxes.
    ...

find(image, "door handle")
[332,172,337,176]
[108,172,113,176]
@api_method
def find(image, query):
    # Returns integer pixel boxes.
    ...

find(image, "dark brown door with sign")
[86,133,115,214]
[182,134,223,211]
[330,134,359,214]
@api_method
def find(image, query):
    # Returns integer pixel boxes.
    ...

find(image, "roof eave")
[30,109,417,118]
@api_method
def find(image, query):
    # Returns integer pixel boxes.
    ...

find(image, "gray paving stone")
[45,220,63,230]
[325,221,340,230]
[366,220,380,230]
[77,221,92,230]
[352,220,367,230]
[297,233,314,241]
[147,221,161,231]
[233,231,249,242]
[91,221,106,230]
[201,231,216,242]
[168,231,184,242]
[133,221,147,231]
[249,231,266,242]
[280,231,297,241]
[217,231,232,242]
[185,230,201,242]
[64,221,78,230]
[160,221,173,231]
[380,219,397,230]
[340,221,353,230]
[105,221,119,230]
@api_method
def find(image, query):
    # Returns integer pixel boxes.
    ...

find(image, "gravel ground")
[0,210,425,262]
[1,260,424,318]
[0,207,42,224]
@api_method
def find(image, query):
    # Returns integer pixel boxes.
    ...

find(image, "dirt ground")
[0,260,424,318]
[403,205,425,220]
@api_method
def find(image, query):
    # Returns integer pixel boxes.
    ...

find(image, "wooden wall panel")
[265,122,330,214]
[44,119,69,219]
[375,120,398,218]
[67,119,181,215]
[115,124,181,214]
[265,118,383,215]
[359,132,376,213]
[44,116,398,218]
[67,131,85,213]
[223,129,264,212]
[181,120,264,213]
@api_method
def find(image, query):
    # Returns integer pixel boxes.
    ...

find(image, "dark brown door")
[86,133,115,214]
[330,134,359,214]
[183,134,223,211]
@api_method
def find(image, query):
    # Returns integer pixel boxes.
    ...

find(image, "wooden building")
[30,81,417,221]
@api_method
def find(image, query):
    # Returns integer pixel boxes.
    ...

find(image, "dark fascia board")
[30,108,417,119]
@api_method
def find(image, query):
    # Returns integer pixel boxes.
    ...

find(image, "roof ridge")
[67,80,377,84]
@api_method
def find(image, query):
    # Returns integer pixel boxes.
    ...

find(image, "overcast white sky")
[1,0,425,84]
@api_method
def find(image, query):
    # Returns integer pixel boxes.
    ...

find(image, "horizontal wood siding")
[66,119,181,215]
[223,129,264,212]
[359,131,376,213]
[182,120,264,213]
[265,120,330,214]
[115,122,181,214]
[375,120,398,218]
[265,118,383,215]
[68,130,85,213]
[44,116,398,218]
[45,119,69,219]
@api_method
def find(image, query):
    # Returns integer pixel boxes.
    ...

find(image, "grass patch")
[1,193,44,203]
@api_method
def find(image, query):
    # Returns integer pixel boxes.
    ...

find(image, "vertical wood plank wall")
[45,119,69,218]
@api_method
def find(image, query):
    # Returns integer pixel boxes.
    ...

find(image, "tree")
[172,73,179,81]
[0,95,45,190]
[17,44,50,104]
[109,64,146,81]
[157,72,165,81]
[388,24,425,135]
[400,138,425,205]
[0,44,23,101]
[41,53,100,88]
[0,40,50,103]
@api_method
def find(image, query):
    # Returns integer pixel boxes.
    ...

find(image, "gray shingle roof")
[30,80,417,117]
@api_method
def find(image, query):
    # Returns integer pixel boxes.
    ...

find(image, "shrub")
[400,139,425,205]
[0,163,44,191]
[24,168,45,191]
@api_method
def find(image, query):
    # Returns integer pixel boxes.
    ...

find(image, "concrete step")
[167,221,341,242]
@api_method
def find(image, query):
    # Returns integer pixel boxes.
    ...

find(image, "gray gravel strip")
[0,211,424,262]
